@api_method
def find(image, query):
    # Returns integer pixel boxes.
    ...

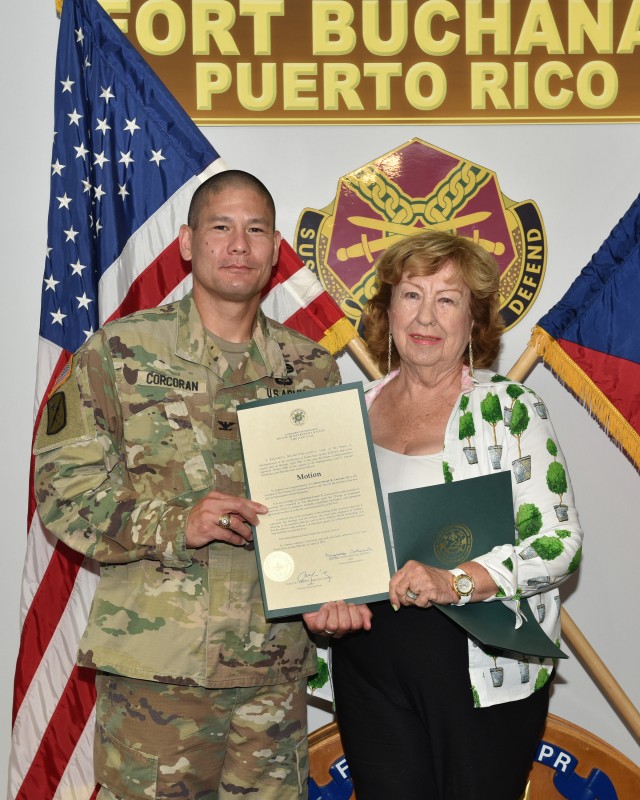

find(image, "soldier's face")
[179,186,281,304]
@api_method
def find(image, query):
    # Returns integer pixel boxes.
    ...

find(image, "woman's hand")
[389,560,459,608]
[303,601,373,638]
[389,560,498,609]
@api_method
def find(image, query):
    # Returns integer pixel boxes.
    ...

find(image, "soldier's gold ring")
[218,514,232,529]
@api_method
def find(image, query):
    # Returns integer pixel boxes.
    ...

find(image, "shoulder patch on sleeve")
[50,355,74,395]
[46,392,67,435]
[34,364,90,454]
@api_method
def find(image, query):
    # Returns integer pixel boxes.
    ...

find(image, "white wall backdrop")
[2,2,638,794]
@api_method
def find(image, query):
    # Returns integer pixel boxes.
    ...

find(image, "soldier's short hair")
[187,170,276,230]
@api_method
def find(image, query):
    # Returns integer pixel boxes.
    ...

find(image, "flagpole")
[346,336,385,379]
[508,344,640,743]
[348,331,640,742]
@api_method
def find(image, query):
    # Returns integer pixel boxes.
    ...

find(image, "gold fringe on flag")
[319,317,358,356]
[529,326,640,471]
[56,0,63,14]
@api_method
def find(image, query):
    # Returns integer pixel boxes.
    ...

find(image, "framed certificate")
[237,383,394,618]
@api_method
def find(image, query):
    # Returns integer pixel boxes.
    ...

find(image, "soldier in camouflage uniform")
[34,170,341,799]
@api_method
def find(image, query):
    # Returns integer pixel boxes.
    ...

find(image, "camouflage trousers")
[94,672,309,800]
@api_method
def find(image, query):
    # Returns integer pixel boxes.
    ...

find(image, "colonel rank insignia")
[295,138,546,335]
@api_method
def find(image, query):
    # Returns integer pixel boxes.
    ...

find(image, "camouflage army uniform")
[34,291,340,798]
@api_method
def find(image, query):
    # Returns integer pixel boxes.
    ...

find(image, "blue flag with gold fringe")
[530,193,640,470]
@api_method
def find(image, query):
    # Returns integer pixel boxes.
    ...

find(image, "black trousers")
[331,601,550,800]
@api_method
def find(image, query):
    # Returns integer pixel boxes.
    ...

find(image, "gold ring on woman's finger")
[405,589,419,601]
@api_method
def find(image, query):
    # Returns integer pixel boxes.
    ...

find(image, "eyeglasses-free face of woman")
[388,260,473,377]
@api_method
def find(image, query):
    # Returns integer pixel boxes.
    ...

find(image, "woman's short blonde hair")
[363,229,504,373]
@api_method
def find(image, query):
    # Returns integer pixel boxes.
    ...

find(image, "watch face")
[455,574,474,596]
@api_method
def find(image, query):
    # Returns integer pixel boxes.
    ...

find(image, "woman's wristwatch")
[450,568,475,606]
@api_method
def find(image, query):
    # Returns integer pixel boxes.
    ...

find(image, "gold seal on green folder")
[434,524,473,567]
[389,471,567,659]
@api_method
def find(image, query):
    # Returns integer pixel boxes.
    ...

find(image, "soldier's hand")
[186,490,267,548]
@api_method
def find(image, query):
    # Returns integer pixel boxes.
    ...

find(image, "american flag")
[9,1,353,797]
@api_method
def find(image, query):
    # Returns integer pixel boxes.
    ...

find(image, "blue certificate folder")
[388,471,567,659]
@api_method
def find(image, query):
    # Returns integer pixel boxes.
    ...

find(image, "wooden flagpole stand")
[345,336,383,379]
[345,336,640,743]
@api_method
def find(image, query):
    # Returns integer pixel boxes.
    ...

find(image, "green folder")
[388,471,567,659]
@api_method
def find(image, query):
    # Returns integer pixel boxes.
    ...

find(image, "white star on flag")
[100,86,115,103]
[124,117,140,134]
[150,148,165,165]
[76,293,92,309]
[69,259,86,275]
[50,309,67,325]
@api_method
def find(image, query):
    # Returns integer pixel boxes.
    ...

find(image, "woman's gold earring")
[468,336,474,377]
[387,332,393,375]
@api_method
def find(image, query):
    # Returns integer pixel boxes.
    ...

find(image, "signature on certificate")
[325,547,373,561]
[297,570,332,586]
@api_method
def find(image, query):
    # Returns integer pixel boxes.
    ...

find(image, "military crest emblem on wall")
[295,138,546,334]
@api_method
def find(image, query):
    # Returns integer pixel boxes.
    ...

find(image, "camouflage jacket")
[34,292,341,688]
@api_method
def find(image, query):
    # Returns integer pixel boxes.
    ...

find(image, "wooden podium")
[309,715,640,799]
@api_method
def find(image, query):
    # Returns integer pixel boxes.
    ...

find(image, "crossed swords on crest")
[336,212,506,263]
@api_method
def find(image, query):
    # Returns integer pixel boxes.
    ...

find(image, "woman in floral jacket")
[304,229,582,800]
